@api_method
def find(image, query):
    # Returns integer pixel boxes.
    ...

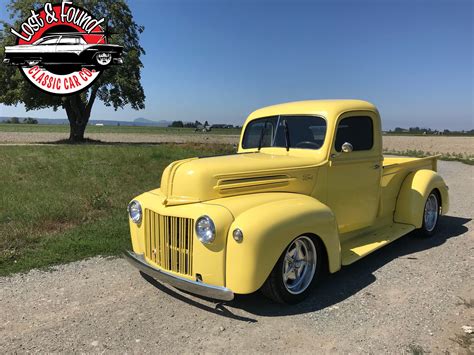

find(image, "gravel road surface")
[1,160,472,353]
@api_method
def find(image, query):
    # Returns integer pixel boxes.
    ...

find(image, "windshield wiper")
[283,119,290,151]
[257,120,270,151]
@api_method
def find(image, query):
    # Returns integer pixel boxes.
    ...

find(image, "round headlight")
[127,200,142,224]
[195,215,216,244]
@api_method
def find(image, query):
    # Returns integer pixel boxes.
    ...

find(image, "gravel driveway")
[1,160,472,353]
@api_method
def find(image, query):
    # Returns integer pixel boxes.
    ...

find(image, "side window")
[335,116,373,152]
[41,37,59,45]
[59,37,78,45]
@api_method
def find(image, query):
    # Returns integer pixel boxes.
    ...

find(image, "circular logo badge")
[6,3,122,95]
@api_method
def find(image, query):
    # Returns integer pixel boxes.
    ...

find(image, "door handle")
[373,164,380,169]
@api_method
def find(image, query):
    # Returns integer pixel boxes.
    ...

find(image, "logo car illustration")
[3,34,123,68]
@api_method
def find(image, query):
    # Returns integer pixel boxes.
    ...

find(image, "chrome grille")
[144,210,193,276]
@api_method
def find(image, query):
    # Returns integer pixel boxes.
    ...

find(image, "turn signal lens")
[233,228,243,243]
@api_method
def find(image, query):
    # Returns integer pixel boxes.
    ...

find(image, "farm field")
[0,123,242,135]
[382,135,474,158]
[0,127,473,163]
[0,126,472,152]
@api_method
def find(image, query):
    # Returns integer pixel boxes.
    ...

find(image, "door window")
[335,116,373,152]
[36,37,59,45]
[58,36,80,45]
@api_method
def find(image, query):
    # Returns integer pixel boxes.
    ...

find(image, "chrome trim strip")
[124,250,234,301]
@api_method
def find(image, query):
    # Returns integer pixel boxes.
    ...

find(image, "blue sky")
[1,0,472,130]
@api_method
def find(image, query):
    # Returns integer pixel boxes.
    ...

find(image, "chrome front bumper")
[124,250,234,301]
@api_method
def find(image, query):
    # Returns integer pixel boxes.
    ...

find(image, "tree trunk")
[69,117,87,142]
[62,87,98,143]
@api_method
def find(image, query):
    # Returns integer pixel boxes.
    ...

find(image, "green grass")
[0,143,235,276]
[0,123,241,135]
[383,148,474,165]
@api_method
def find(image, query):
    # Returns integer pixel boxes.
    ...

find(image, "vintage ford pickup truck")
[125,100,449,303]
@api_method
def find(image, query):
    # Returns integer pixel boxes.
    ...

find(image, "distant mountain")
[134,117,152,123]
[132,117,170,127]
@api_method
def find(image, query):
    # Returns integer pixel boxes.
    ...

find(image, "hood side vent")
[214,174,295,193]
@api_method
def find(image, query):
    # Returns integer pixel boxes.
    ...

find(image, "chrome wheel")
[282,236,317,295]
[424,193,439,232]
[96,52,112,66]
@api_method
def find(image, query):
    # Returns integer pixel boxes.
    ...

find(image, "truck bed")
[378,155,440,219]
[383,155,439,173]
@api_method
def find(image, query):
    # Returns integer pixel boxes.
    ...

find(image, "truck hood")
[159,152,323,205]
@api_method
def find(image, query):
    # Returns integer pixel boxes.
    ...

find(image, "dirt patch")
[0,132,239,145]
[2,132,473,157]
[383,136,474,155]
[0,160,472,353]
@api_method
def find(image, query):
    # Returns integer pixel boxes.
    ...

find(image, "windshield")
[33,36,59,45]
[241,115,326,150]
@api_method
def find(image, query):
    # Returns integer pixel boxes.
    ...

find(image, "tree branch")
[85,85,99,118]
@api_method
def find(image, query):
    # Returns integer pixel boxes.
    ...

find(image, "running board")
[341,223,415,265]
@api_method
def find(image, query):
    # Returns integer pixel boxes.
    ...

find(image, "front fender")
[225,195,340,294]
[394,169,449,228]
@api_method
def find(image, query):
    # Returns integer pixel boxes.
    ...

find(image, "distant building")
[211,124,234,129]
[95,123,104,127]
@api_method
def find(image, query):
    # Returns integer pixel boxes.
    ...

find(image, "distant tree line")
[387,127,474,136]
[168,120,236,129]
[2,117,38,124]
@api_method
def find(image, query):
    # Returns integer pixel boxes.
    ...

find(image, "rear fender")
[225,195,340,294]
[394,169,449,228]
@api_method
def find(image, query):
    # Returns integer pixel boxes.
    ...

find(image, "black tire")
[25,58,41,66]
[95,52,112,67]
[418,190,440,237]
[261,235,326,304]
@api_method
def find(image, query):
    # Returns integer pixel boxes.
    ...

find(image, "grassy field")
[0,123,241,135]
[0,143,235,276]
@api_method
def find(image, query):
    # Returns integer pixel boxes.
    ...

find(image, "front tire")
[261,235,325,304]
[418,190,440,237]
[26,59,40,66]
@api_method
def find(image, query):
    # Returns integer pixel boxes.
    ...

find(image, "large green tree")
[0,0,145,142]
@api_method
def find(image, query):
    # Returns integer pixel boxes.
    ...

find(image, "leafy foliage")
[0,0,145,140]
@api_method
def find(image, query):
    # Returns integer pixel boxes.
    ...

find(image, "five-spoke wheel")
[282,236,317,295]
[419,190,440,236]
[261,235,324,303]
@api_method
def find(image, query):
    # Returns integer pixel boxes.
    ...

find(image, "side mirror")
[341,142,353,153]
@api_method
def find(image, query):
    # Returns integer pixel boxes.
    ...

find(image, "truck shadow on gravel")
[142,215,469,320]
[230,215,470,317]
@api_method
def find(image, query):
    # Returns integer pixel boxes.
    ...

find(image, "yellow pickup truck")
[125,100,449,303]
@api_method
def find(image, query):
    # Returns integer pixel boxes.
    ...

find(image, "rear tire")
[418,190,440,237]
[261,235,325,304]
[95,52,112,66]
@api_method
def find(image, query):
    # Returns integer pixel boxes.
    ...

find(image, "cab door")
[326,112,382,234]
[55,36,85,64]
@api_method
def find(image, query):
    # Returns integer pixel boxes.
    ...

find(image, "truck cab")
[125,100,449,304]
